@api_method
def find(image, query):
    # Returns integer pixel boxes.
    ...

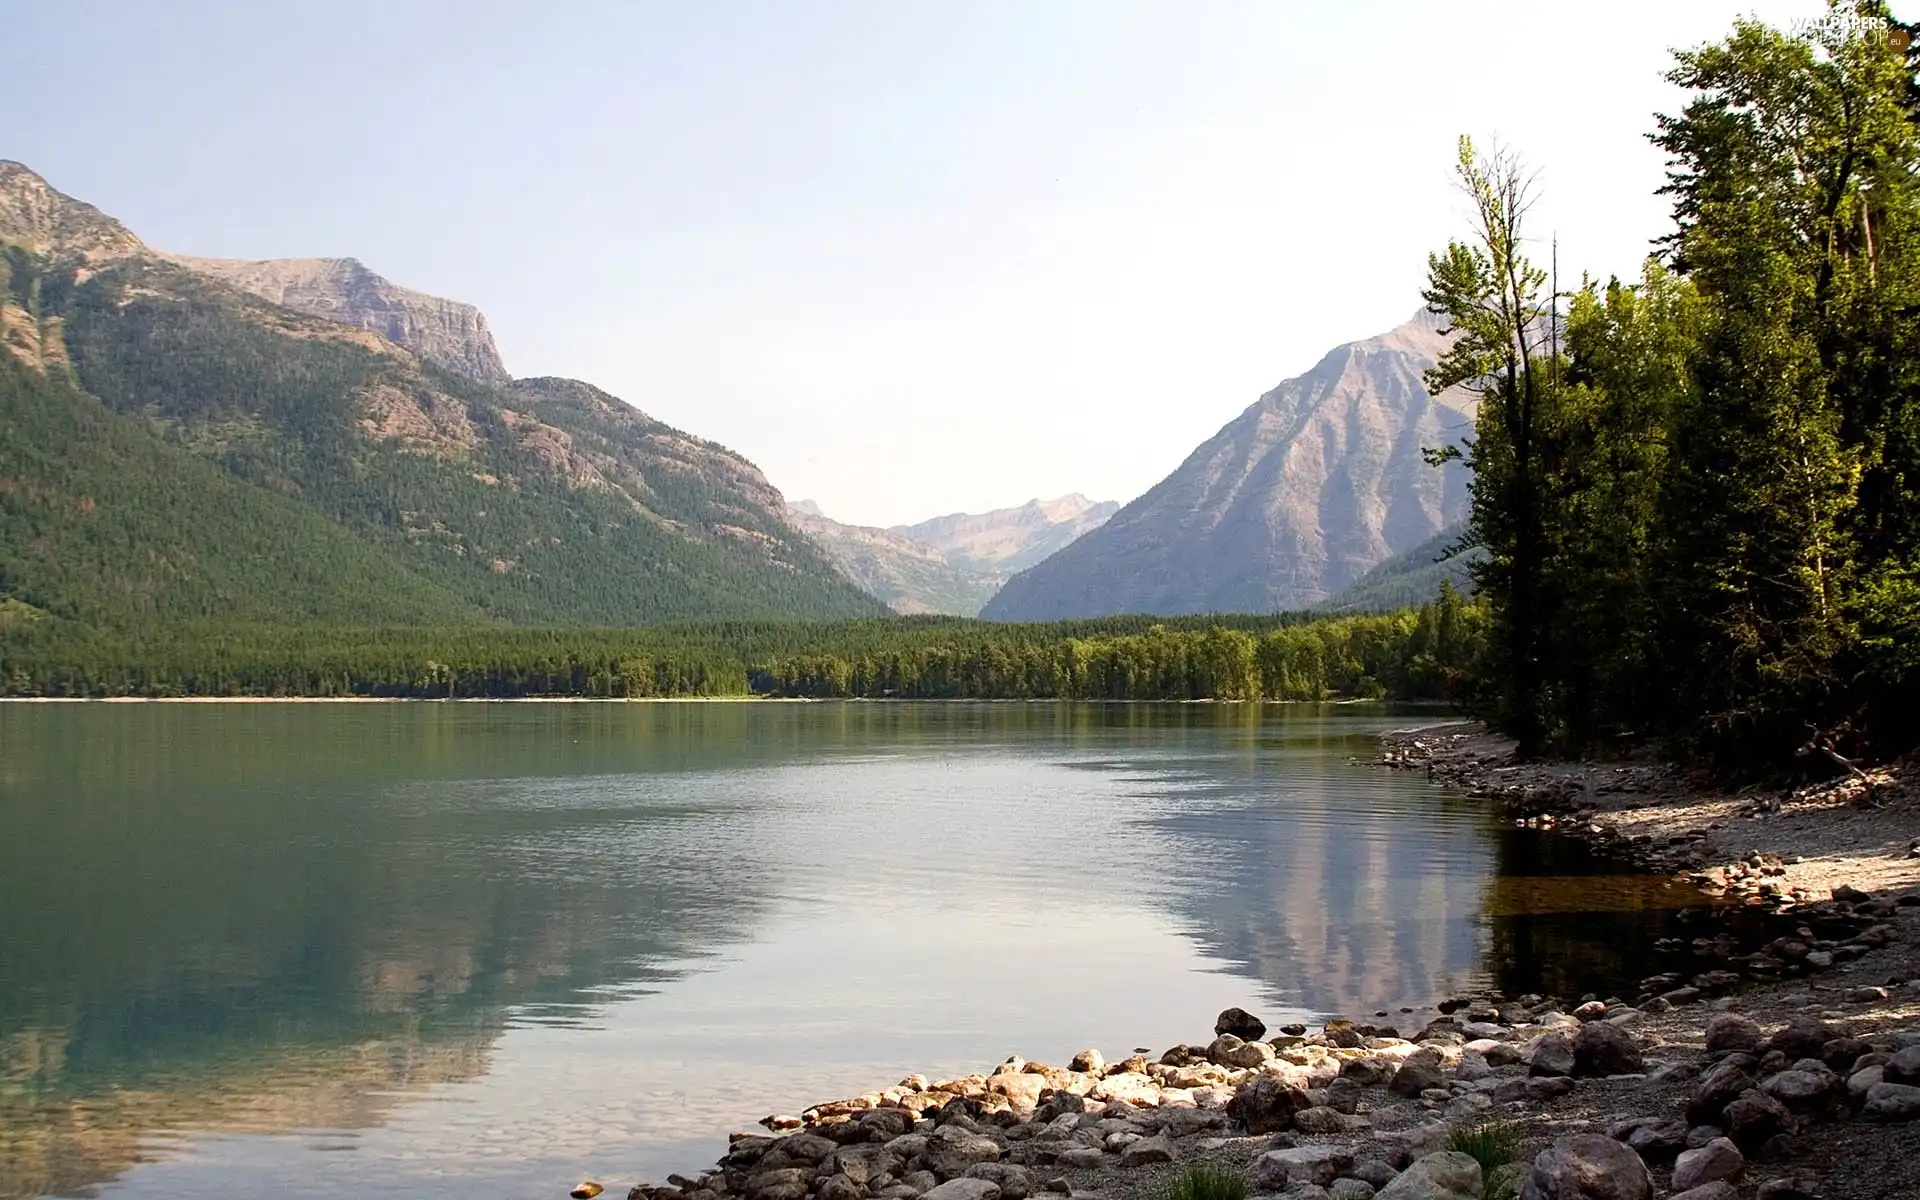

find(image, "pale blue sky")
[8,1,1817,524]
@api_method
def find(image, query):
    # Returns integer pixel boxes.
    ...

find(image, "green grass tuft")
[1445,1122,1523,1200]
[1157,1164,1248,1200]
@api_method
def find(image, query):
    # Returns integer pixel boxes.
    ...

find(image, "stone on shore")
[986,1074,1045,1115]
[962,1165,1032,1199]
[1120,1134,1175,1166]
[1229,1074,1312,1133]
[1519,1134,1652,1200]
[1722,1089,1789,1153]
[1206,1033,1274,1069]
[1376,1151,1483,1200]
[1864,1081,1920,1120]
[746,1169,812,1200]
[1574,1021,1643,1077]
[1252,1144,1354,1191]
[1688,1060,1756,1125]
[1388,1048,1447,1097]
[1373,1123,1449,1170]
[1849,1065,1885,1100]
[817,1175,865,1200]
[1090,1073,1159,1107]
[1067,1050,1103,1075]
[1528,1031,1576,1078]
[1760,1066,1843,1117]
[1671,1138,1744,1192]
[1884,1045,1920,1085]
[921,1180,1001,1200]
[926,1126,1001,1178]
[1669,1185,1740,1200]
[1703,1014,1762,1054]
[1765,1019,1836,1062]
[1607,1117,1686,1163]
[1295,1105,1366,1134]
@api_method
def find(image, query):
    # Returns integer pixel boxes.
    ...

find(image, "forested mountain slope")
[0,160,883,626]
[983,312,1473,619]
[1314,522,1479,613]
[0,355,480,628]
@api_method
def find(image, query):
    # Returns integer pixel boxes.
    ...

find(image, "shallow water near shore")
[1,702,1710,1199]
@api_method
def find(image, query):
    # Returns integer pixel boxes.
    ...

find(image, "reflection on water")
[0,703,1716,1199]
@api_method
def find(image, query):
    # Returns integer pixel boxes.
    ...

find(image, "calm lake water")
[0,702,1709,1199]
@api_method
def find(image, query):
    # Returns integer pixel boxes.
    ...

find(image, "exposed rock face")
[0,161,506,382]
[158,254,510,380]
[0,160,144,265]
[982,312,1473,620]
[790,496,1118,617]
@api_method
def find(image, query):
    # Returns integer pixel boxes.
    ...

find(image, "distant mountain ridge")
[982,312,1474,620]
[790,495,1119,616]
[0,160,883,627]
[894,494,1120,575]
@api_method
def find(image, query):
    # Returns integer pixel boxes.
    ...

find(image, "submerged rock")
[1214,1007,1267,1041]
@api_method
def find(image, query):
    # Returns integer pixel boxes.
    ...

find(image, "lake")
[0,702,1708,1199]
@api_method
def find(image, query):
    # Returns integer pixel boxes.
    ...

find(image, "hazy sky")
[7,0,1818,525]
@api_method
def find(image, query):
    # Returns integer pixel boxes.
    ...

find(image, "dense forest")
[0,588,1480,702]
[1426,3,1920,768]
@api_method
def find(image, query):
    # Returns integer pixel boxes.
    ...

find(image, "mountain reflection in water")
[0,703,1716,1199]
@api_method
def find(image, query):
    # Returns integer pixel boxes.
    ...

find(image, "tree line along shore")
[0,589,1479,701]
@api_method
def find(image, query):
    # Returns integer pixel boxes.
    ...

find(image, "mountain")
[1314,521,1480,613]
[981,312,1474,620]
[0,354,481,629]
[0,161,884,627]
[789,495,1119,616]
[157,253,510,381]
[894,494,1121,574]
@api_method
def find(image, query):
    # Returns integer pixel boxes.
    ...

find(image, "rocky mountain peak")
[0,161,145,264]
[793,496,1119,616]
[157,253,510,381]
[982,310,1473,620]
[0,161,509,382]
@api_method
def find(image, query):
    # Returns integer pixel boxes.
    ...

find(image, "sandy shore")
[1379,720,1920,899]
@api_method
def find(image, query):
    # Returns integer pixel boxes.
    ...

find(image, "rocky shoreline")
[600,723,1920,1200]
